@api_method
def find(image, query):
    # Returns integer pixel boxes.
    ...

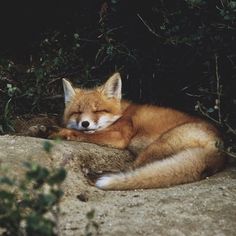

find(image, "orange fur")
[51,73,226,190]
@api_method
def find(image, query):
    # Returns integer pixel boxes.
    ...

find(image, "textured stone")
[0,135,235,236]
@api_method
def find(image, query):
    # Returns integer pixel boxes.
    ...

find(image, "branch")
[196,101,221,125]
[137,14,163,39]
[42,95,64,100]
[225,123,236,135]
[215,54,222,125]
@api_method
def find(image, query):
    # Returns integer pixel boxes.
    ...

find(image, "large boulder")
[0,135,235,235]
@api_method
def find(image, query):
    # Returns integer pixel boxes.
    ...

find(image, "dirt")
[0,135,236,236]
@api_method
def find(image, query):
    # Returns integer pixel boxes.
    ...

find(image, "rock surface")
[0,135,236,236]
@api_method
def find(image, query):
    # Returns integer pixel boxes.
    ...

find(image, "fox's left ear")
[62,78,76,104]
[102,73,122,100]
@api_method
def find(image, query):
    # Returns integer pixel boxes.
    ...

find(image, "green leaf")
[207,108,214,113]
[43,141,54,153]
[0,190,15,201]
[25,164,49,188]
[74,33,79,39]
[47,168,67,185]
[0,125,3,134]
[0,176,15,186]
[35,193,57,210]
[86,209,95,220]
[26,213,56,236]
[51,189,64,199]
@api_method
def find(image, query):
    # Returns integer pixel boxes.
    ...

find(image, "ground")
[0,135,235,236]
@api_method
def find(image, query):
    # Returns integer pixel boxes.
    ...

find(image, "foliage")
[84,209,99,236]
[0,142,67,236]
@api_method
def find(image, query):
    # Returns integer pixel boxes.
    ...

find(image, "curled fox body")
[52,73,226,190]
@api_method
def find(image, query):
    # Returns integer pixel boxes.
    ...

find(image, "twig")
[215,54,222,125]
[42,95,64,100]
[106,26,124,34]
[0,88,6,94]
[219,0,225,8]
[78,38,99,43]
[221,149,236,158]
[185,92,203,98]
[49,69,81,79]
[137,14,163,39]
[48,77,62,85]
[225,123,236,135]
[197,101,221,125]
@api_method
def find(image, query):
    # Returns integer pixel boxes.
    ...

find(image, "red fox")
[50,73,226,190]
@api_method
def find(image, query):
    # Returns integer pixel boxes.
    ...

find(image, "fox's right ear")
[62,78,76,104]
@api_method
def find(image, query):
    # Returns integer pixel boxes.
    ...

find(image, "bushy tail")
[95,147,224,190]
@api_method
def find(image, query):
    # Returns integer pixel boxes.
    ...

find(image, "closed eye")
[94,109,109,113]
[70,111,82,116]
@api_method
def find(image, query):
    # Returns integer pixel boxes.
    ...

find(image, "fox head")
[62,73,122,133]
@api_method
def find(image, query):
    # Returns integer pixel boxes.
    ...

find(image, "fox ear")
[102,73,122,100]
[62,78,76,104]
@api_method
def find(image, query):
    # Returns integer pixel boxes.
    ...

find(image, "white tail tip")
[95,175,114,189]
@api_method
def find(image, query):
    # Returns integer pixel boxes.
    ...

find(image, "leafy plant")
[84,209,99,236]
[0,141,67,236]
[0,82,20,133]
[0,99,14,134]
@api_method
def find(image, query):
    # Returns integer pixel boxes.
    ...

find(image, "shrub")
[0,142,67,236]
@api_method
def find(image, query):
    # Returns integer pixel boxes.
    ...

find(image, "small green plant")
[0,59,20,130]
[0,82,20,133]
[0,141,66,236]
[84,209,99,236]
[0,99,14,134]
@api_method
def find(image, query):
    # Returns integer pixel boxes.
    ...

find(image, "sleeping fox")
[50,72,226,190]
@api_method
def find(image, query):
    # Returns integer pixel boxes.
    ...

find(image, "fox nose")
[81,121,90,128]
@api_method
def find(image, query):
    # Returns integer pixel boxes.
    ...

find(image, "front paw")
[48,130,66,140]
[27,125,60,138]
[48,128,80,140]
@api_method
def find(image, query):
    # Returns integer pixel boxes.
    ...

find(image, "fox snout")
[66,113,121,133]
[66,115,97,132]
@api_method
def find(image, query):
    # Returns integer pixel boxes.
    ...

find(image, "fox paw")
[48,128,81,140]
[27,125,60,138]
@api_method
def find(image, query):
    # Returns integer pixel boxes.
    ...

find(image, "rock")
[0,135,133,196]
[0,135,236,235]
